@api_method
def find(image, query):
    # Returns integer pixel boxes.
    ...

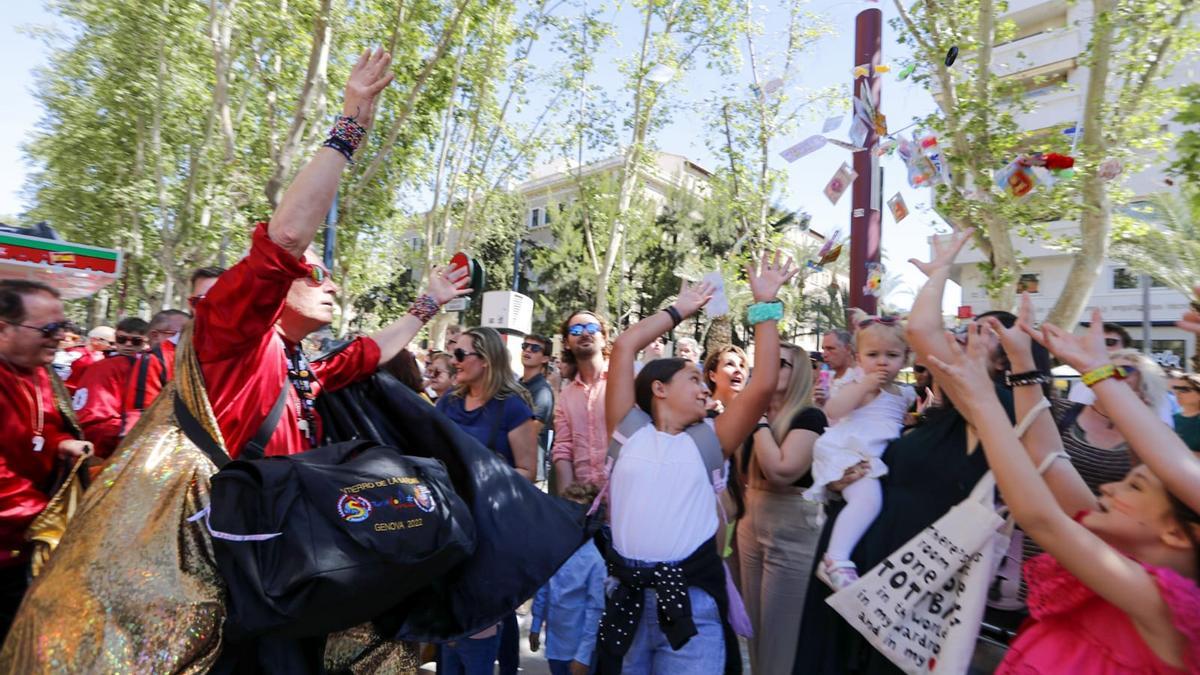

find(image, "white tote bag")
[826,471,1009,674]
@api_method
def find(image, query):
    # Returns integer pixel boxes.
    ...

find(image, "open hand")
[747,250,798,302]
[673,280,716,318]
[426,264,471,306]
[908,227,975,278]
[925,323,1000,423]
[1023,307,1109,374]
[984,292,1036,370]
[343,48,394,128]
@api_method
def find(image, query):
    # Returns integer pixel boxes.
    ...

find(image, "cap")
[88,326,116,342]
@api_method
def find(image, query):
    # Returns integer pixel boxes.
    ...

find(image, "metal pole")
[1140,273,1152,355]
[323,191,338,271]
[512,238,523,292]
[848,8,882,314]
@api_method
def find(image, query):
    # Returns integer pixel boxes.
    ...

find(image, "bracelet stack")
[322,115,367,162]
[408,294,440,323]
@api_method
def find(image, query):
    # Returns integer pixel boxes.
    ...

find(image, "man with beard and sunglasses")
[71,317,150,457]
[551,311,611,494]
[0,280,90,637]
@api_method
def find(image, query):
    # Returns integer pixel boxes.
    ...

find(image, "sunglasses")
[1104,337,1123,348]
[5,320,69,338]
[913,365,928,374]
[521,343,545,353]
[1172,385,1199,394]
[305,264,334,286]
[568,322,602,337]
[780,358,794,370]
[858,315,900,329]
[453,348,481,363]
[115,335,147,347]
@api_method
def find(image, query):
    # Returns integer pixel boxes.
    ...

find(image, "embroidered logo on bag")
[337,494,372,522]
[413,484,436,513]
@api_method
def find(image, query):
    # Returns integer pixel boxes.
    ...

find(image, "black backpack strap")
[173,393,231,469]
[155,346,168,386]
[1055,402,1085,435]
[241,382,290,460]
[132,346,167,411]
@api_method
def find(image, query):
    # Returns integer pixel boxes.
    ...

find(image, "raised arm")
[605,281,714,435]
[370,264,469,367]
[268,49,394,257]
[929,325,1177,647]
[1030,308,1200,514]
[715,252,797,454]
[904,228,975,366]
[987,293,1095,516]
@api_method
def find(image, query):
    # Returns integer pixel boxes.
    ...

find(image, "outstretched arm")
[370,265,469,367]
[1029,307,1200,515]
[269,49,394,257]
[606,281,715,435]
[715,252,797,454]
[905,228,975,366]
[928,325,1178,654]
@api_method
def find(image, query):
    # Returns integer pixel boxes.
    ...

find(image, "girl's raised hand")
[1023,307,1109,374]
[908,227,975,278]
[674,280,716,318]
[747,250,798,302]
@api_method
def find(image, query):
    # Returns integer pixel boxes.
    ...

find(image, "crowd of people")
[2,47,1200,674]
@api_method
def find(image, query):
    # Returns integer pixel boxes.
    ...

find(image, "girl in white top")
[806,311,914,590]
[600,251,795,673]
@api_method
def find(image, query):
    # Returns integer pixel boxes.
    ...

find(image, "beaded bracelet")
[408,294,440,323]
[322,115,367,162]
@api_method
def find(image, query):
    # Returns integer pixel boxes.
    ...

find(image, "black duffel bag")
[175,395,475,640]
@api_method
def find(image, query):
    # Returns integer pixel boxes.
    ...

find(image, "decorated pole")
[849,8,882,314]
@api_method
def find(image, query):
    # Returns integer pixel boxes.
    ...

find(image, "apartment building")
[942,0,1196,369]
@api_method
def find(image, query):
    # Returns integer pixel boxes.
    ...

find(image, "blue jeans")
[620,587,725,675]
[441,633,501,675]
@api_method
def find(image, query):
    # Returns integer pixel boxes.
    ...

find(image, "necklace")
[285,345,318,447]
[0,359,45,452]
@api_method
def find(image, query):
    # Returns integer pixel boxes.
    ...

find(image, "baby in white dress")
[805,313,913,590]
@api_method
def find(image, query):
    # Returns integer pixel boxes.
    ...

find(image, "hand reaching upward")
[343,48,394,128]
[747,250,798,302]
[908,227,975,278]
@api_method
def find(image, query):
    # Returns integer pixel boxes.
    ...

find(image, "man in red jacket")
[0,280,91,637]
[72,317,150,457]
[120,308,192,437]
[192,48,469,460]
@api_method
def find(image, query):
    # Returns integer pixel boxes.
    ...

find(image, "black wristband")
[755,422,772,432]
[322,137,356,163]
[1005,370,1052,387]
[663,305,683,327]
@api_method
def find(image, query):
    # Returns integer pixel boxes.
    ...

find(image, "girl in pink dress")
[925,297,1200,675]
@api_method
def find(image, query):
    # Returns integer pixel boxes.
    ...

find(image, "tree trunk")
[1045,0,1116,328]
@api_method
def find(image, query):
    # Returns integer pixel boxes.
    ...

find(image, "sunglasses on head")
[521,342,545,353]
[453,348,481,363]
[568,322,601,337]
[858,315,900,329]
[5,320,69,338]
[115,335,146,347]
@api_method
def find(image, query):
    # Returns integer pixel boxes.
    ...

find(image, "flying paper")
[780,135,827,162]
[822,115,844,133]
[762,77,784,94]
[702,271,730,318]
[645,64,675,83]
[824,163,858,205]
[887,193,909,222]
[849,118,870,148]
[863,262,884,297]
[826,138,866,152]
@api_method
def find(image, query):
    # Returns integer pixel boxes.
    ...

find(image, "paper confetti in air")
[822,116,844,133]
[887,193,909,222]
[780,135,827,162]
[645,64,675,83]
[824,163,858,205]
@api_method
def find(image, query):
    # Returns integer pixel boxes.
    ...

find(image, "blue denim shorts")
[619,586,725,675]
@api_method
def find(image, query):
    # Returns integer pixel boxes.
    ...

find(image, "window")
[543,207,552,225]
[1113,267,1167,290]
[1017,273,1040,294]
[529,208,541,229]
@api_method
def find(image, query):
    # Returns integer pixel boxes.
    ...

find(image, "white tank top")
[609,421,718,562]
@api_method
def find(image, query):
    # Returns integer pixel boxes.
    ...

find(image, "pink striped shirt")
[551,370,609,486]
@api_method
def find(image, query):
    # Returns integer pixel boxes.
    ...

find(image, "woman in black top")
[737,342,834,674]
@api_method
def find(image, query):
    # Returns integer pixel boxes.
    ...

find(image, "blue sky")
[0,0,960,311]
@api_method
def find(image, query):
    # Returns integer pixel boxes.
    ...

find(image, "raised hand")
[747,250,798,302]
[426,264,471,306]
[984,292,1036,370]
[673,279,716,318]
[1023,307,1109,374]
[908,227,975,278]
[925,323,997,422]
[343,48,394,128]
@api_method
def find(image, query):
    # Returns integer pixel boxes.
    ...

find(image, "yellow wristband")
[1081,363,1125,387]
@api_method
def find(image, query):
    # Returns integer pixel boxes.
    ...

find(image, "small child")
[529,483,606,675]
[805,311,915,590]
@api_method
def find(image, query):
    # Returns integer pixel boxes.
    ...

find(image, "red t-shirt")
[0,362,76,567]
[121,340,176,436]
[73,354,136,458]
[193,222,381,458]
